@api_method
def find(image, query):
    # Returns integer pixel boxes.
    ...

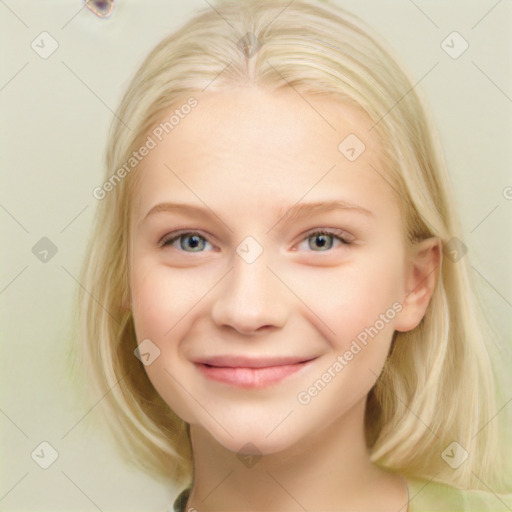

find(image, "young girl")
[75,1,511,510]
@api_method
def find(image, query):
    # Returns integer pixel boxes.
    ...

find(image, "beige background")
[1,1,511,511]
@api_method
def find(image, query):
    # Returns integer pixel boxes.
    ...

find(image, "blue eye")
[308,232,335,251]
[302,230,351,252]
[160,231,211,252]
[159,229,352,253]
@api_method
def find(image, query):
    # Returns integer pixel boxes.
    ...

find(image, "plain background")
[1,1,511,510]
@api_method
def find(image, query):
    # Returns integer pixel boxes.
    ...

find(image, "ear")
[394,237,442,332]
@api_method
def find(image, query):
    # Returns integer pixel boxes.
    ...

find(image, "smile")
[194,356,317,389]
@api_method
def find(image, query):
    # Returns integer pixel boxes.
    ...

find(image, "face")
[129,87,419,455]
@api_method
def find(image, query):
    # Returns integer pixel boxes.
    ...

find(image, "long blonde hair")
[72,0,509,491]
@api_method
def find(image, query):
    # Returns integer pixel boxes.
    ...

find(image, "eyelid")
[158,227,354,251]
[299,227,354,244]
[158,229,213,249]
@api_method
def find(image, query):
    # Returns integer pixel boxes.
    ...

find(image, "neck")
[185,399,408,512]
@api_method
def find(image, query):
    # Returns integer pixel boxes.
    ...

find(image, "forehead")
[159,87,375,169]
[130,86,397,224]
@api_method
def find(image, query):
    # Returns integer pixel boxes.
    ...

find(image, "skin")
[128,86,441,511]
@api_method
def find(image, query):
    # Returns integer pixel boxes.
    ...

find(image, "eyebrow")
[276,199,374,224]
[142,202,214,222]
[141,199,374,227]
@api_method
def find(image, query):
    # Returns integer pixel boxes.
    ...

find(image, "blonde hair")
[72,0,509,491]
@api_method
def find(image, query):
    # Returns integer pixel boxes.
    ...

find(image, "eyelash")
[158,228,353,252]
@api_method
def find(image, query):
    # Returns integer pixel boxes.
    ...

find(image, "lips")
[193,355,317,388]
[195,355,315,368]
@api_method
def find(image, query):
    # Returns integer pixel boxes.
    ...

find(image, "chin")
[203,418,305,457]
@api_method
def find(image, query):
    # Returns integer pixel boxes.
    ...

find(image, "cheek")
[129,260,202,422]
[306,250,404,346]
[130,259,205,340]
[130,268,168,341]
[295,254,404,416]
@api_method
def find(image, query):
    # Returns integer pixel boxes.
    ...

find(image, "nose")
[211,250,290,335]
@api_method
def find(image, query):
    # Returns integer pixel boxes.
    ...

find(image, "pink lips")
[194,356,316,388]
